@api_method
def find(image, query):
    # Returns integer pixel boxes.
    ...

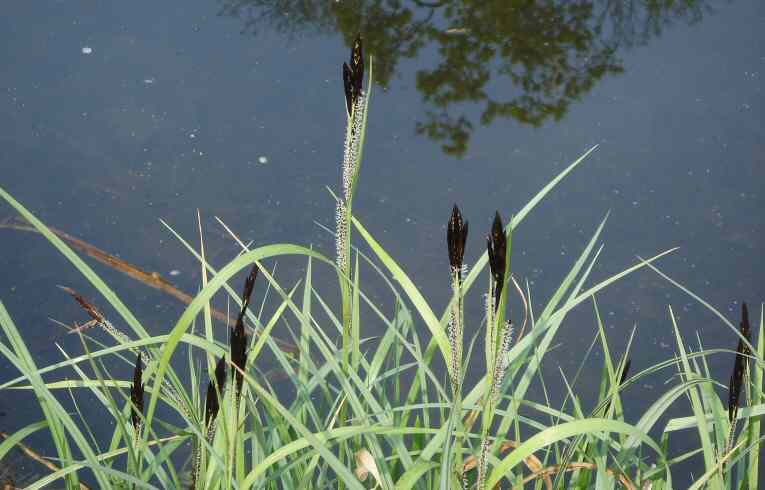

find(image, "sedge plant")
[0,38,762,490]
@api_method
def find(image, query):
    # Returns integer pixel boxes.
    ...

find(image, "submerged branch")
[0,216,298,354]
[0,432,92,490]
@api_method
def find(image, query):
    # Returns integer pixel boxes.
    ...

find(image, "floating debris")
[81,46,93,55]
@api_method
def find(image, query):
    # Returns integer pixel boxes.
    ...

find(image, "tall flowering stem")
[447,204,468,394]
[191,356,227,490]
[477,211,514,488]
[484,211,512,386]
[336,35,370,374]
[446,204,469,486]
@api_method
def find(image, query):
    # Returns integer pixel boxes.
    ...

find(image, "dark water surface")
[0,0,763,484]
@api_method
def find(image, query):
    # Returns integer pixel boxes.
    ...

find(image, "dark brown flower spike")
[447,204,469,277]
[130,354,144,431]
[349,36,364,99]
[342,35,364,116]
[240,264,258,313]
[342,63,355,117]
[728,302,752,422]
[231,320,247,399]
[58,285,106,325]
[231,265,256,400]
[204,356,227,429]
[740,302,751,357]
[486,211,507,311]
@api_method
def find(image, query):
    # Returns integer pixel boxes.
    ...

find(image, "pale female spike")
[491,322,514,403]
[342,93,366,201]
[335,200,349,274]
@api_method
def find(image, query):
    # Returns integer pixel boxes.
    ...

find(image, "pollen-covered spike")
[490,322,513,402]
[476,437,490,490]
[130,353,144,432]
[335,200,349,273]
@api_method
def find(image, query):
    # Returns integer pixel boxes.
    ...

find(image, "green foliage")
[0,50,762,490]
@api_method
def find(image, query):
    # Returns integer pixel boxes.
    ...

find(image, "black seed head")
[341,35,364,117]
[59,285,106,325]
[130,354,144,431]
[486,211,506,311]
[342,63,354,116]
[728,302,751,422]
[231,321,248,400]
[204,356,227,428]
[740,302,751,356]
[447,204,469,275]
[241,264,258,312]
[231,266,255,399]
[350,36,364,97]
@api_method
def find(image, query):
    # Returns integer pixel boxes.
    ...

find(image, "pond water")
[0,0,763,485]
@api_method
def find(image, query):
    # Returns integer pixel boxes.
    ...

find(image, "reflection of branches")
[416,111,472,156]
[217,0,336,36]
[218,0,720,156]
[595,0,715,47]
[415,0,625,154]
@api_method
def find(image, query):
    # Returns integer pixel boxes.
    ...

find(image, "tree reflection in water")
[218,0,718,156]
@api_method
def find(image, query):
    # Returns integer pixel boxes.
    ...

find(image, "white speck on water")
[258,156,268,164]
[189,133,196,139]
[169,270,181,277]
[143,78,155,85]
[81,46,93,55]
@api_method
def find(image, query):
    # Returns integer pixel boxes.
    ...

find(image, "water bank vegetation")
[0,37,763,490]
